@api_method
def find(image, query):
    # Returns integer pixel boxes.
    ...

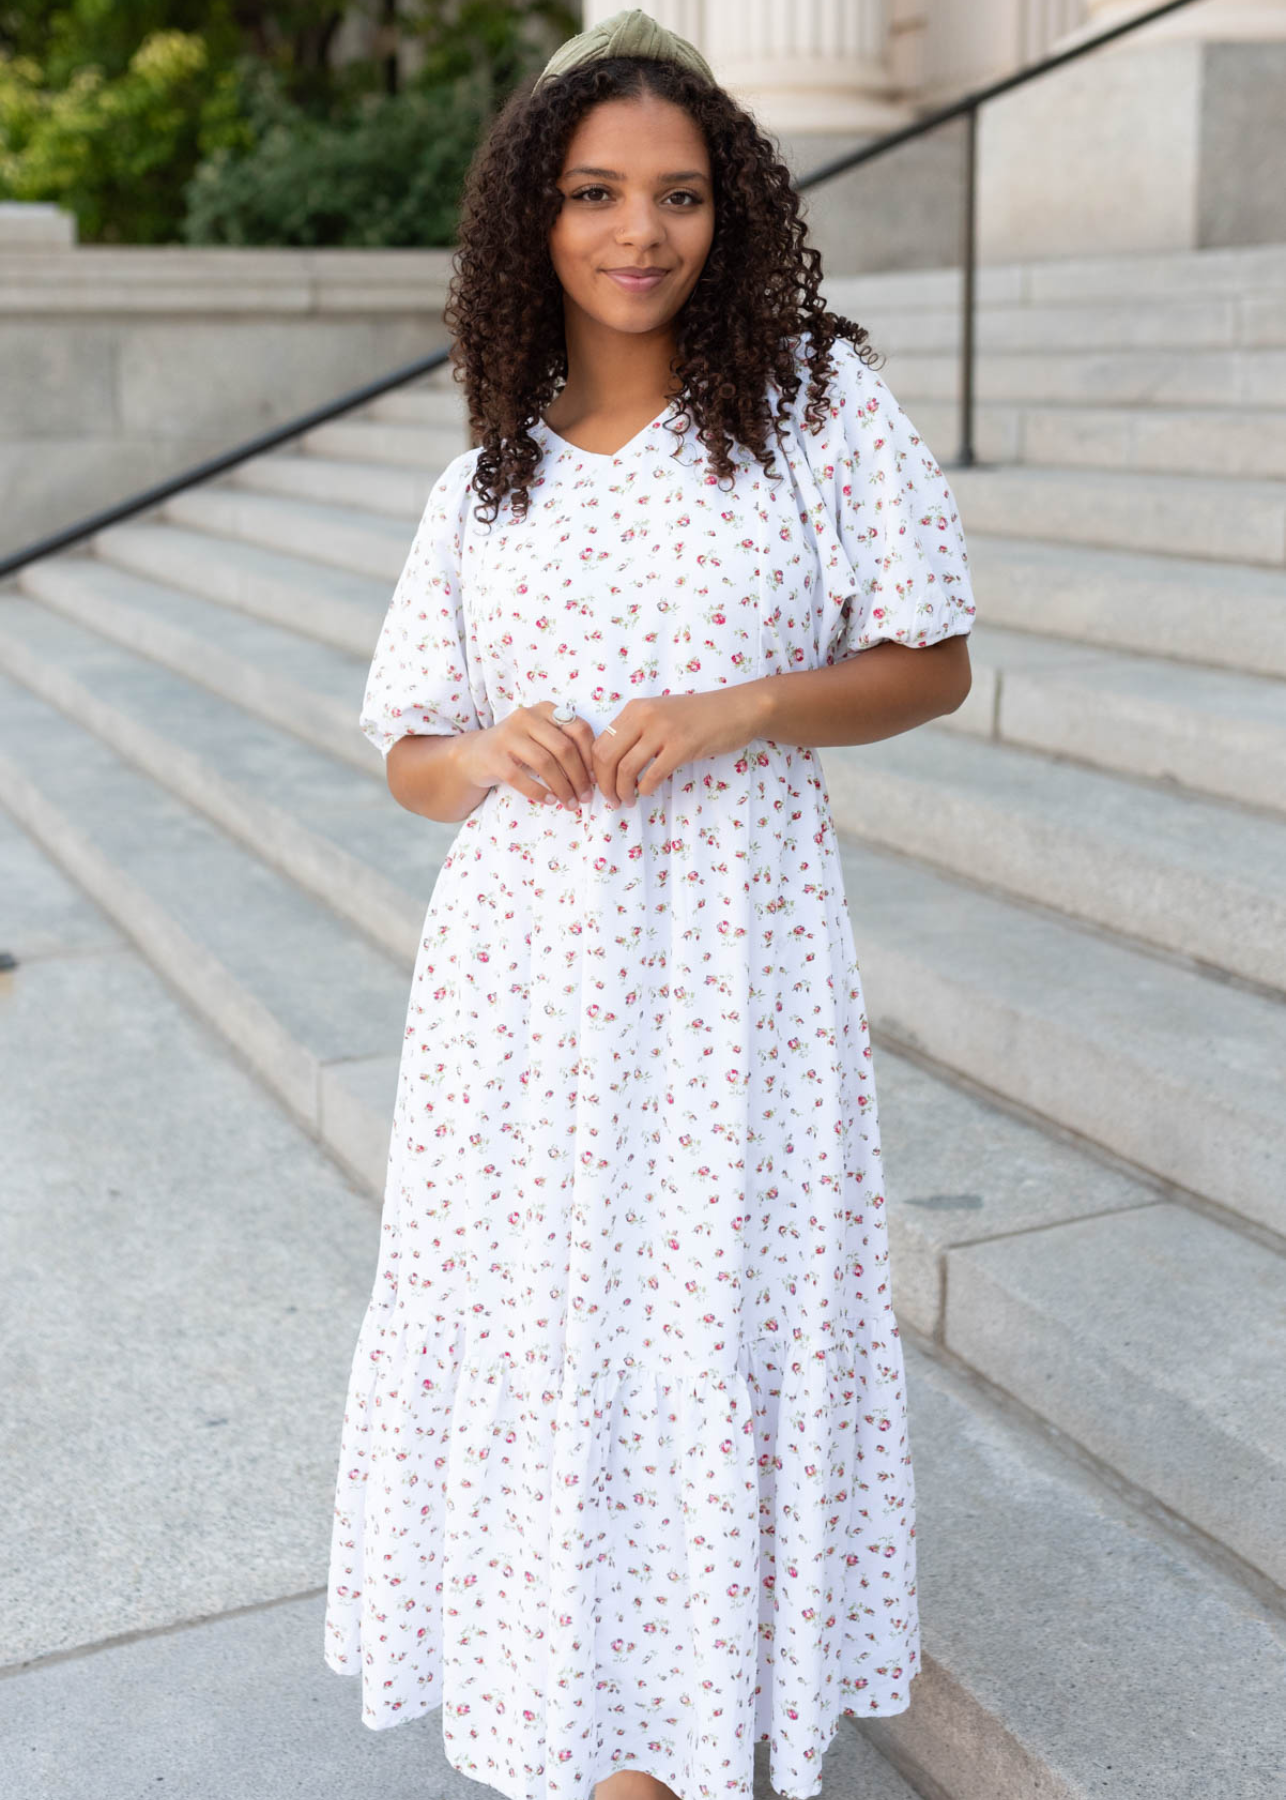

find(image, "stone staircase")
[2,238,1283,1799]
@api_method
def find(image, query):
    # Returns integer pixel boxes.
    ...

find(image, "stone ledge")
[0,244,457,314]
[0,201,76,248]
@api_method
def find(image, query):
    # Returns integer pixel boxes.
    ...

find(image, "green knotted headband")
[533,6,716,93]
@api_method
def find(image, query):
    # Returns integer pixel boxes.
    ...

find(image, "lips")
[604,268,669,291]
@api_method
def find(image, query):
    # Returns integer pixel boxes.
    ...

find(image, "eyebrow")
[561,165,709,182]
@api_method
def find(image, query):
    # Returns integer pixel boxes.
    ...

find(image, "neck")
[557,305,683,415]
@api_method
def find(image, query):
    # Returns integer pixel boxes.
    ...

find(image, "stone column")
[583,0,915,136]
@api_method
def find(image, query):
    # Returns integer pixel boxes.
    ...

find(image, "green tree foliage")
[0,1,577,245]
[182,57,491,246]
[0,29,228,242]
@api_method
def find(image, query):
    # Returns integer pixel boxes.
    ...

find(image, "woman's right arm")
[387,711,598,823]
[386,729,495,823]
[365,455,595,821]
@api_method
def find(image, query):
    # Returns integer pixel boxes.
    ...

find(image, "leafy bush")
[181,57,492,247]
[0,3,576,245]
[0,30,230,241]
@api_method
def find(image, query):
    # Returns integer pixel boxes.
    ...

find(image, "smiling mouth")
[603,268,671,288]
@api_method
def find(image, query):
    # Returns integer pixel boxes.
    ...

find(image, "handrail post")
[956,102,979,469]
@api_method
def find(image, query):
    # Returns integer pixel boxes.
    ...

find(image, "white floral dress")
[323,331,976,1800]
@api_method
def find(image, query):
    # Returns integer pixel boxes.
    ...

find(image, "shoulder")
[422,444,484,529]
[436,444,483,499]
[784,327,890,442]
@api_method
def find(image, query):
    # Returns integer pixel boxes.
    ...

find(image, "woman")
[323,12,976,1800]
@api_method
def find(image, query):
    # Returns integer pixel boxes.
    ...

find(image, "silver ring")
[604,725,618,736]
[551,701,576,724]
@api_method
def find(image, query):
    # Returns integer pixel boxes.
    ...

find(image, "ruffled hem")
[323,1315,919,1800]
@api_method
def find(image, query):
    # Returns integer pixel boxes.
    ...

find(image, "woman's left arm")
[749,632,972,748]
[595,341,978,806]
[593,639,971,807]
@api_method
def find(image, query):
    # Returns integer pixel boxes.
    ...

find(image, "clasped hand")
[460,690,766,812]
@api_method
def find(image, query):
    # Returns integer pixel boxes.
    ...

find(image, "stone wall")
[2,226,455,561]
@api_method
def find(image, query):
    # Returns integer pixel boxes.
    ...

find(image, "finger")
[504,767,564,808]
[613,742,657,806]
[595,727,648,807]
[530,712,594,802]
[591,728,627,806]
[521,724,587,806]
[499,747,578,812]
[558,720,597,800]
[634,749,671,799]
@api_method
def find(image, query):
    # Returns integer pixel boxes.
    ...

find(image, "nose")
[613,196,666,250]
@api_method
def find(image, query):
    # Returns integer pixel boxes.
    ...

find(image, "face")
[549,93,715,337]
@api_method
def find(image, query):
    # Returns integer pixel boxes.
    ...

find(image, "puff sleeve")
[358,449,493,757]
[798,336,977,660]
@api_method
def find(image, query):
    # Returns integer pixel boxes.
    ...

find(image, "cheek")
[673,214,714,272]
[549,218,597,279]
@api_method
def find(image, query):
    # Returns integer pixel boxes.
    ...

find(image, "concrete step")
[10,577,1282,1237]
[963,532,1286,680]
[867,1338,1286,1800]
[226,448,436,520]
[19,527,1286,833]
[4,596,1282,1593]
[836,295,1285,355]
[355,345,1286,482]
[14,580,1281,1240]
[58,466,1286,818]
[838,835,1286,1241]
[298,415,470,470]
[0,809,384,1669]
[906,398,1286,481]
[0,809,919,1800]
[877,1043,1286,1590]
[826,239,1286,307]
[369,345,1286,422]
[327,375,1286,488]
[851,346,1286,410]
[364,382,476,428]
[351,358,1286,489]
[0,674,404,1194]
[822,724,1286,993]
[158,485,410,581]
[3,795,1280,1796]
[941,1198,1286,1593]
[26,578,1281,1010]
[12,555,375,774]
[956,622,1286,817]
[331,392,1286,486]
[90,518,388,656]
[0,595,458,960]
[119,469,1286,709]
[948,461,1286,567]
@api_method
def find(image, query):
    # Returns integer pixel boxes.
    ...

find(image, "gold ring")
[604,725,618,736]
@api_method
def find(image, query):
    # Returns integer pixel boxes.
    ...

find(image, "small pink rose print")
[331,326,938,1780]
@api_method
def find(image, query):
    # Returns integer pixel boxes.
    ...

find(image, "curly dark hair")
[441,52,884,524]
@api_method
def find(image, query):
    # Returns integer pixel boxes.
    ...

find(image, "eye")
[566,186,704,207]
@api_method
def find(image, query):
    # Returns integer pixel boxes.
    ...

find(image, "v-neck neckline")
[535,395,681,464]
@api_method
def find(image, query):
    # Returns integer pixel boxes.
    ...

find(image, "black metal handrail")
[0,346,456,581]
[795,0,1200,467]
[0,0,1199,581]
